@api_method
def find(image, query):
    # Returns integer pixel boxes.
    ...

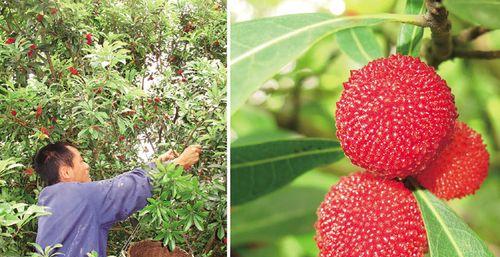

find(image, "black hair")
[33,141,76,186]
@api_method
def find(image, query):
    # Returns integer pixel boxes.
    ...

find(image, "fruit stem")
[405,177,422,191]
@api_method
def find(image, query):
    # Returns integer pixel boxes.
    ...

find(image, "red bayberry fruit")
[50,8,58,15]
[315,172,427,257]
[51,117,57,123]
[154,97,160,103]
[35,105,42,118]
[183,24,193,33]
[36,14,44,22]
[118,135,125,141]
[177,69,184,75]
[86,33,92,45]
[147,98,153,104]
[40,127,50,136]
[335,54,457,178]
[416,122,489,200]
[93,87,103,94]
[5,37,15,44]
[11,110,17,116]
[68,67,79,75]
[27,44,37,58]
[24,167,34,176]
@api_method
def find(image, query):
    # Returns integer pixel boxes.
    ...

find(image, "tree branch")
[423,0,452,67]
[453,50,500,59]
[453,26,491,46]
[423,1,499,66]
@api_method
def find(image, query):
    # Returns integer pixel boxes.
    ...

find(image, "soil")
[127,240,191,257]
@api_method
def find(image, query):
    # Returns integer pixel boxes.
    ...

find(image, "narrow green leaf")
[217,225,225,239]
[231,138,343,205]
[194,218,204,231]
[231,186,327,246]
[230,13,425,114]
[183,217,193,231]
[443,0,500,29]
[397,0,426,56]
[336,27,383,65]
[413,188,494,257]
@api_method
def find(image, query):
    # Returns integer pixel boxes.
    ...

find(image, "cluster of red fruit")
[176,68,188,83]
[146,96,161,111]
[315,54,489,257]
[10,104,58,139]
[3,9,91,76]
[66,33,92,75]
[4,37,37,58]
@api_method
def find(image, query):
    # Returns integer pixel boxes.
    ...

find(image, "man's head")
[33,142,91,186]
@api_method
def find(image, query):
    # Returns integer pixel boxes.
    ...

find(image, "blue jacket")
[36,168,153,257]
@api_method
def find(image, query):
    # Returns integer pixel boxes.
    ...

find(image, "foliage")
[0,0,226,256]
[0,159,51,253]
[230,0,500,256]
[29,243,63,257]
[231,138,342,205]
[139,162,226,254]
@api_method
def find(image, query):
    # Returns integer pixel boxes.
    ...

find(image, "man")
[33,141,201,257]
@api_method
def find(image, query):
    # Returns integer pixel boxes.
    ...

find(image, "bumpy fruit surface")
[315,172,427,257]
[335,54,457,178]
[416,121,489,200]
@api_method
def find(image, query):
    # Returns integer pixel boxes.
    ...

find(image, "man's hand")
[157,149,179,163]
[173,145,202,170]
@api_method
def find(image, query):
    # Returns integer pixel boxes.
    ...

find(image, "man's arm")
[96,168,152,226]
[95,145,201,226]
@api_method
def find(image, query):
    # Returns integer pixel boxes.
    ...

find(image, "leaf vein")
[233,148,342,169]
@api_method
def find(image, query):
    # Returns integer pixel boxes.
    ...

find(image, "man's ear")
[58,165,71,181]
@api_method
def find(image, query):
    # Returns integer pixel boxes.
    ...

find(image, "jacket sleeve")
[95,168,153,226]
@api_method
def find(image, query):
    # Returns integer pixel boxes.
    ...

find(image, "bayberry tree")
[0,0,226,256]
[230,0,499,256]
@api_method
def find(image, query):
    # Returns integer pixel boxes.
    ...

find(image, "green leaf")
[183,217,193,231]
[336,27,383,65]
[217,225,225,239]
[231,186,327,246]
[231,138,343,205]
[397,0,426,56]
[443,0,500,29]
[194,217,204,231]
[230,13,425,114]
[413,188,494,257]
